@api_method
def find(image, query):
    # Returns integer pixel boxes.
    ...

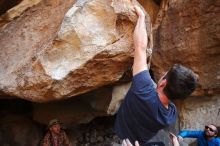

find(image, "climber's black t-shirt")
[114,70,177,145]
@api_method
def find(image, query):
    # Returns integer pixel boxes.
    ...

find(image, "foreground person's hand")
[122,139,140,146]
[169,132,180,146]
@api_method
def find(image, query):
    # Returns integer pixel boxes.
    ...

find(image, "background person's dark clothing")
[114,70,177,145]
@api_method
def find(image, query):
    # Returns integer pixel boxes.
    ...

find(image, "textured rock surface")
[0,0,153,102]
[107,82,131,115]
[151,0,220,96]
[179,95,220,129]
[138,0,160,24]
[0,0,77,101]
[0,99,43,146]
[0,0,41,28]
[0,115,42,146]
[32,86,112,125]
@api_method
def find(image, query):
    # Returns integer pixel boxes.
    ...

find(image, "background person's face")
[50,123,61,134]
[205,125,217,137]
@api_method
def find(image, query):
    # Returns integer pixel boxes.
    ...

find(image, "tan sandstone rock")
[0,0,41,28]
[107,82,131,115]
[0,0,153,102]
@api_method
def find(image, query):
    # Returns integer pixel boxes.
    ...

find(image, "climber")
[114,5,198,146]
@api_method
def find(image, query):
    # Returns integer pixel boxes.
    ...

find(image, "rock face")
[179,95,220,129]
[107,82,131,115]
[0,99,43,146]
[0,115,42,146]
[32,86,113,125]
[0,0,77,101]
[0,0,153,102]
[151,0,220,95]
[0,0,41,28]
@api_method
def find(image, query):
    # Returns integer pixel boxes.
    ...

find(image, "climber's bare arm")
[133,6,148,76]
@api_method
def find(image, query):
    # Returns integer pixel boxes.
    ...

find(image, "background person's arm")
[133,6,148,76]
[179,130,203,139]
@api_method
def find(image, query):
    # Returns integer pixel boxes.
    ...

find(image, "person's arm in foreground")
[122,139,140,146]
[133,6,148,76]
[169,132,180,146]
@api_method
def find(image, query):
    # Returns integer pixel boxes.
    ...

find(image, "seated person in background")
[41,119,72,146]
[114,4,198,146]
[178,124,220,146]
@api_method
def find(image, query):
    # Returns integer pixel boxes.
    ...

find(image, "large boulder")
[0,0,153,102]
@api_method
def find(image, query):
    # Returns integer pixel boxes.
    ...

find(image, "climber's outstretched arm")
[133,6,148,76]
